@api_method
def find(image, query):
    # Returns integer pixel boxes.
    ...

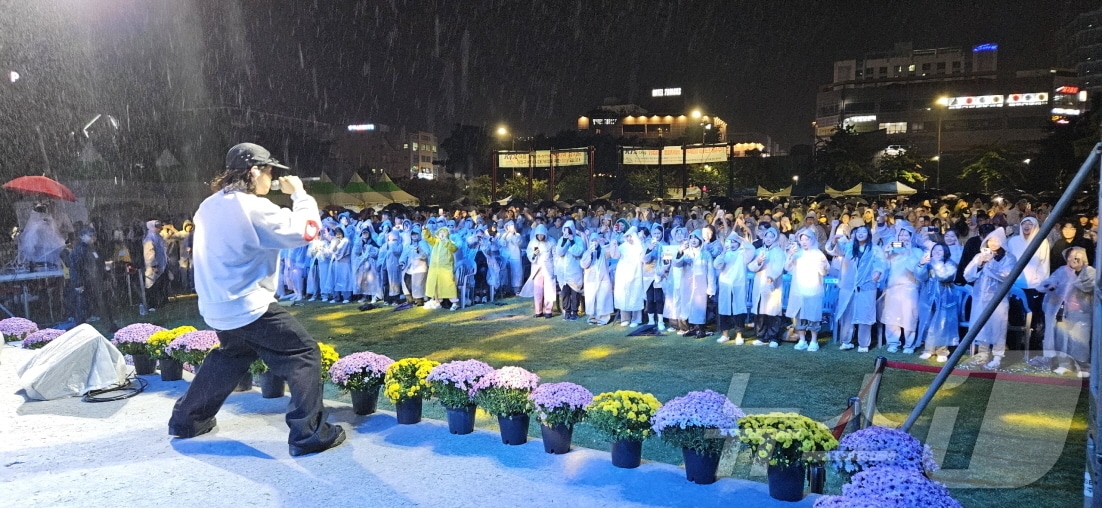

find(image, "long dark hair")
[849,225,871,260]
[211,168,256,193]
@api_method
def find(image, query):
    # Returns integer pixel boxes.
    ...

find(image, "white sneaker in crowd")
[794,339,808,351]
[807,341,819,352]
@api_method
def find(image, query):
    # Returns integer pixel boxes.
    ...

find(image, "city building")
[815,43,1087,158]
[332,124,440,180]
[1059,6,1102,93]
[576,91,729,146]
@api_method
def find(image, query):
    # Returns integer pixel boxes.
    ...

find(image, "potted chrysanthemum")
[737,412,838,501]
[818,466,962,508]
[318,342,340,381]
[384,357,439,424]
[249,359,287,398]
[529,382,593,454]
[426,359,495,434]
[472,366,540,445]
[329,351,394,415]
[21,328,64,350]
[0,317,38,343]
[148,326,197,381]
[830,425,939,477]
[165,329,220,375]
[111,323,166,375]
[584,390,662,468]
[652,389,745,484]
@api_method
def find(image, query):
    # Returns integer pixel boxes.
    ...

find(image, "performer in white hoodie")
[169,143,345,457]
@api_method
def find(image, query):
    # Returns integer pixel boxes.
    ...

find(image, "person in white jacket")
[1006,216,1049,350]
[713,233,755,344]
[785,226,830,351]
[611,226,646,327]
[170,142,344,456]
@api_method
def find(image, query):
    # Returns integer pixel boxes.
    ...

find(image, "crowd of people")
[266,195,1098,377]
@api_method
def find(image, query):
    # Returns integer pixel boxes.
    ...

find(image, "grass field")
[131,294,1088,508]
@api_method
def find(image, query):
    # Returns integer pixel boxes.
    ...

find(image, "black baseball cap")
[225,143,290,170]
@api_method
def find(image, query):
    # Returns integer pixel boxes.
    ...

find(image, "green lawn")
[134,295,1088,508]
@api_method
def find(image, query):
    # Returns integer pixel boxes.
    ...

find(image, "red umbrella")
[3,175,77,201]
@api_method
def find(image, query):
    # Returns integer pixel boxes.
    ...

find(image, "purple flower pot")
[682,448,721,485]
[158,358,183,381]
[350,386,381,415]
[497,413,529,445]
[446,405,476,435]
[540,423,573,454]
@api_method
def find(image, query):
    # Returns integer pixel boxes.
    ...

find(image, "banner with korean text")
[497,149,589,168]
[621,145,729,165]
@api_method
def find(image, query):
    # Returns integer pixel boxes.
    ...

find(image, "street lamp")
[792,175,799,187]
[495,126,514,150]
[934,96,949,189]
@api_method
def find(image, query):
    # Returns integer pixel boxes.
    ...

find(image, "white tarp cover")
[16,324,127,400]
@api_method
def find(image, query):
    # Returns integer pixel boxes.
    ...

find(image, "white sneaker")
[621,321,630,327]
[656,322,666,332]
[839,343,855,351]
[629,322,640,327]
[887,346,899,353]
[936,355,948,363]
[794,339,808,351]
[716,336,730,344]
[676,329,689,336]
[984,357,1002,370]
[769,341,779,348]
[734,336,745,346]
[902,348,915,354]
[1054,367,1071,376]
[857,347,869,353]
[807,341,819,352]
[342,300,351,304]
[751,340,768,346]
[450,303,459,311]
[919,352,933,360]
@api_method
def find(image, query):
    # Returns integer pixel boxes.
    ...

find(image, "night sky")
[0,0,1081,159]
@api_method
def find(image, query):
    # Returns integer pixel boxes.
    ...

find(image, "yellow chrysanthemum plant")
[147,326,197,360]
[736,412,839,467]
[318,342,340,381]
[584,390,662,442]
[384,357,440,404]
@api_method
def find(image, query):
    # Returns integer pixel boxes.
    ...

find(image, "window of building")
[421,155,433,162]
[878,66,888,75]
[921,63,931,75]
[622,124,645,133]
[403,143,409,149]
[879,122,907,134]
[895,65,903,74]
[412,142,419,151]
[911,122,926,132]
[908,64,916,72]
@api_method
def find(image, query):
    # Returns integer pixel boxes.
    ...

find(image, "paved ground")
[0,344,817,507]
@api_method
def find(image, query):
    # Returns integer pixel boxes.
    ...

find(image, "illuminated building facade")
[815,43,1086,156]
[333,124,440,180]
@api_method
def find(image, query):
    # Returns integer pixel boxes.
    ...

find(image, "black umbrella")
[589,198,612,210]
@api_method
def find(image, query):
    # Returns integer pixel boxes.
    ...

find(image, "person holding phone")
[827,221,884,353]
[963,227,1017,370]
[879,222,924,354]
